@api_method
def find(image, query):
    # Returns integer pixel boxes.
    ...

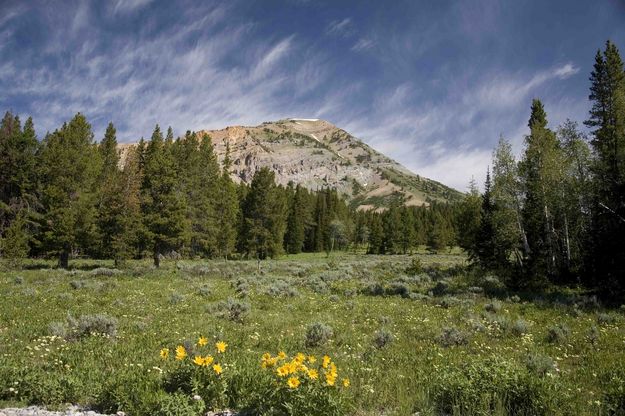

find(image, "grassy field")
[1,253,624,415]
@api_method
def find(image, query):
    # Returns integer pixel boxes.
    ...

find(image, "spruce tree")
[240,167,287,259]
[456,177,482,257]
[39,113,101,268]
[141,125,189,267]
[214,141,239,258]
[95,123,142,265]
[585,40,625,295]
[285,184,309,254]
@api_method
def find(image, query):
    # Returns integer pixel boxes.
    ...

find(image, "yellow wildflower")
[287,377,300,389]
[326,373,336,386]
[160,348,169,359]
[277,351,287,360]
[342,378,350,388]
[193,356,205,366]
[215,341,228,353]
[197,336,208,347]
[295,352,306,363]
[322,355,331,369]
[213,363,223,375]
[277,365,289,377]
[308,355,316,364]
[307,369,319,380]
[262,352,272,361]
[203,355,214,366]
[175,345,187,360]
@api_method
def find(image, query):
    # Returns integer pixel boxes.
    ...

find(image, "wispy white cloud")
[351,38,375,52]
[325,18,354,37]
[111,0,154,15]
[553,63,580,79]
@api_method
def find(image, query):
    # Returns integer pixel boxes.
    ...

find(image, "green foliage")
[141,125,189,267]
[305,322,334,347]
[39,113,102,268]
[240,168,288,259]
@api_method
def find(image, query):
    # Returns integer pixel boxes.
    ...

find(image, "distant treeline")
[0,110,461,268]
[454,40,625,300]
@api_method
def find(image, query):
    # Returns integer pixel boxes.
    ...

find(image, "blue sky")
[1,0,624,190]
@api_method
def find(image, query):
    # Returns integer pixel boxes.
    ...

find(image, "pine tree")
[0,113,40,248]
[456,177,482,257]
[141,125,189,267]
[95,123,142,266]
[240,167,287,259]
[285,184,309,254]
[0,209,29,268]
[519,99,565,284]
[214,140,239,259]
[585,40,625,295]
[39,113,101,268]
[174,132,220,257]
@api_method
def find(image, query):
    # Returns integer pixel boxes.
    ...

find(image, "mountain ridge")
[120,119,463,210]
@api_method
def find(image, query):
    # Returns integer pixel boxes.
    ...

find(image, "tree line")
[456,40,625,300]
[0,110,469,268]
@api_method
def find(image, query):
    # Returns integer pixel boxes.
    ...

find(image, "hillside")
[121,119,463,210]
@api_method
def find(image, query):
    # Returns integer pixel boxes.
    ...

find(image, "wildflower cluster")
[160,337,228,377]
[261,351,349,390]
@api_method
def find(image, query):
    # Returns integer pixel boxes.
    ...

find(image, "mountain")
[122,119,463,210]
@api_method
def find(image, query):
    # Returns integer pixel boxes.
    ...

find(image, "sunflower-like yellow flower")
[197,336,208,347]
[287,377,300,389]
[277,351,287,360]
[326,373,336,386]
[295,352,306,364]
[307,369,319,380]
[215,341,227,353]
[262,352,272,361]
[308,355,316,364]
[213,363,223,375]
[322,355,331,369]
[160,348,169,359]
[193,355,205,366]
[342,378,350,388]
[276,365,290,377]
[203,355,214,366]
[175,345,187,360]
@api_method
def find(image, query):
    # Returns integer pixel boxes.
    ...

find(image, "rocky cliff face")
[121,119,463,210]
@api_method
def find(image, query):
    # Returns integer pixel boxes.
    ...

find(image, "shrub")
[372,329,394,349]
[305,322,334,347]
[70,280,85,290]
[524,352,555,377]
[546,323,570,344]
[14,276,24,284]
[215,298,250,323]
[156,392,205,416]
[484,300,502,313]
[386,282,410,298]
[431,281,450,296]
[511,319,529,336]
[76,314,118,338]
[196,285,212,297]
[169,293,185,305]
[437,327,469,347]
[49,313,118,340]
[405,257,423,275]
[90,267,121,277]
[431,357,560,415]
[363,282,384,296]
[265,280,298,297]
[597,312,618,325]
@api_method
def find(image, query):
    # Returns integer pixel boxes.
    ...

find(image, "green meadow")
[1,253,624,415]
